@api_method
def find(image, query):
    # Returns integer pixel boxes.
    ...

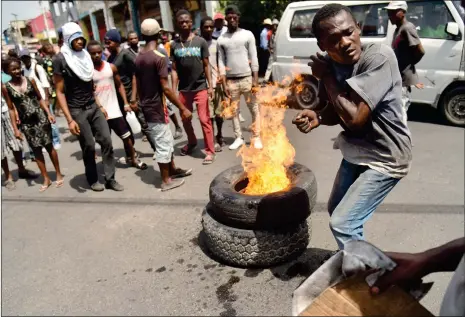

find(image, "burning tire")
[209,163,317,230]
[202,207,310,267]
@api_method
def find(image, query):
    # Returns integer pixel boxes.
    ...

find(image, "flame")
[238,81,296,195]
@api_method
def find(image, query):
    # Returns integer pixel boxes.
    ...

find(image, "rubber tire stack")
[202,163,317,267]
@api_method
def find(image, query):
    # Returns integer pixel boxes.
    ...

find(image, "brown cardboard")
[299,275,434,316]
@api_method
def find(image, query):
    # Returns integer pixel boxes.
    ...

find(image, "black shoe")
[90,182,105,192]
[105,180,124,191]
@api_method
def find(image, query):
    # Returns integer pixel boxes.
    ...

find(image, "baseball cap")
[141,18,161,36]
[18,48,30,58]
[272,19,279,25]
[263,18,272,25]
[384,1,408,11]
[214,12,225,20]
[105,29,121,43]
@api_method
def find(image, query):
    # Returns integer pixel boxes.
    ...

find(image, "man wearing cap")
[259,18,272,76]
[134,18,193,191]
[385,1,424,112]
[264,18,279,83]
[212,13,227,40]
[53,22,123,192]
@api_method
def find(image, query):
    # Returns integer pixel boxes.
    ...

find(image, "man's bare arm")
[54,74,74,124]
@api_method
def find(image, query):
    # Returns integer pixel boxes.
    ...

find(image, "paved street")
[2,102,464,316]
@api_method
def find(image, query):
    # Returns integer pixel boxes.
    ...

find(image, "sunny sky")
[1,0,50,31]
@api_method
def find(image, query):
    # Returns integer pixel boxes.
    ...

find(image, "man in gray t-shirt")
[385,1,425,111]
[293,4,412,250]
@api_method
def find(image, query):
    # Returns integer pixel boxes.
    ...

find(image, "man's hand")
[370,252,427,295]
[180,108,192,121]
[130,101,139,112]
[292,110,320,133]
[101,107,109,120]
[309,52,330,80]
[208,87,214,100]
[124,104,132,112]
[69,120,81,135]
[223,81,231,99]
[48,114,56,124]
[14,129,23,140]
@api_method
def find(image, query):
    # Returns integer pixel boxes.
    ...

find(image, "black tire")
[439,86,465,127]
[294,79,319,110]
[202,208,310,268]
[209,163,317,230]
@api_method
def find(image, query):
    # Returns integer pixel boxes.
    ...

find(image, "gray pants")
[70,103,115,185]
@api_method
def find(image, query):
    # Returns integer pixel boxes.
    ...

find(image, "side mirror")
[445,22,459,36]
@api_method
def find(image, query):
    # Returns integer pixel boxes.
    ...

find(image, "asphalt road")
[2,102,464,316]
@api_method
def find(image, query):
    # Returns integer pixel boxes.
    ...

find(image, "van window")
[408,1,458,39]
[289,3,389,39]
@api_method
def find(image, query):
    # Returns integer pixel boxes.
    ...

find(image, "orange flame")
[238,81,296,195]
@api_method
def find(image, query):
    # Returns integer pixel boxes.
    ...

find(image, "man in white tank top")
[87,40,147,170]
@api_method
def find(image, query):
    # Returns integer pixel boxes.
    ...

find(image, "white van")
[273,0,465,126]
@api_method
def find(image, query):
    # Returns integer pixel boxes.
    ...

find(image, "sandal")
[203,154,215,165]
[180,144,197,156]
[171,168,193,179]
[55,179,65,188]
[39,182,52,193]
[133,160,148,170]
[4,180,16,191]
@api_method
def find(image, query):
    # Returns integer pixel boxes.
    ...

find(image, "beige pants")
[227,76,260,139]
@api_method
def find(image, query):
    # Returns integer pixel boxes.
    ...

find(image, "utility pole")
[42,5,52,44]
[11,13,24,50]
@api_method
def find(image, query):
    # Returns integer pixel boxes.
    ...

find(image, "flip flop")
[203,154,215,165]
[39,182,52,193]
[132,160,148,170]
[55,179,64,188]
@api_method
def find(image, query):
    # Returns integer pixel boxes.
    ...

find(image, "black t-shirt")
[170,36,209,92]
[108,48,135,101]
[52,53,95,108]
[135,49,169,124]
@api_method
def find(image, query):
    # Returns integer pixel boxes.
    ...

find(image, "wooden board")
[299,275,434,316]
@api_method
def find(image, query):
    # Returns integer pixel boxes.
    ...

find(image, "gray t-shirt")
[327,43,412,178]
[392,21,422,86]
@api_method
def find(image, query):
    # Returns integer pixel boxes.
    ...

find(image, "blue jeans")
[328,159,400,250]
[50,101,61,147]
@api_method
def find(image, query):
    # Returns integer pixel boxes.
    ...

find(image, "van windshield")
[453,0,464,22]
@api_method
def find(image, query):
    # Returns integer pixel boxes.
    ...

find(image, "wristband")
[124,104,130,108]
[68,119,74,124]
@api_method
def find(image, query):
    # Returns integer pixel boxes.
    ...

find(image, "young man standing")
[87,40,147,170]
[171,10,216,164]
[126,31,140,57]
[218,5,262,150]
[264,18,279,83]
[259,18,272,76]
[134,18,193,191]
[201,16,225,151]
[385,1,424,112]
[212,13,227,39]
[292,4,412,250]
[53,22,123,192]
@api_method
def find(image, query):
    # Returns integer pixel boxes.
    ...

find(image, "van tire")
[294,79,319,110]
[440,87,465,127]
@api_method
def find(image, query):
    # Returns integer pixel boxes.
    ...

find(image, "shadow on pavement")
[135,165,161,188]
[69,173,89,193]
[407,103,446,126]
[173,140,209,159]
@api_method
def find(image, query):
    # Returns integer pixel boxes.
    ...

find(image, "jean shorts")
[147,122,174,164]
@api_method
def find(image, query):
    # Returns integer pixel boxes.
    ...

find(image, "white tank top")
[93,61,122,120]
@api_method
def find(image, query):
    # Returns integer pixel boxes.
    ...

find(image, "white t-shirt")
[212,26,227,39]
[93,61,122,120]
[23,61,50,101]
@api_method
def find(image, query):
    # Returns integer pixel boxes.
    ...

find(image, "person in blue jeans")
[293,4,412,250]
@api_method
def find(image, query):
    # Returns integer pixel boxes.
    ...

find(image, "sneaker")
[253,137,263,150]
[173,128,183,140]
[161,178,185,191]
[105,179,124,191]
[90,182,105,192]
[171,167,193,179]
[53,143,62,150]
[229,138,244,150]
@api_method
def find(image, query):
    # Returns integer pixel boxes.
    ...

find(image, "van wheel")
[440,87,465,127]
[294,79,319,110]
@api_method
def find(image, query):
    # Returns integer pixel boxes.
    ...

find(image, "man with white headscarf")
[53,22,124,192]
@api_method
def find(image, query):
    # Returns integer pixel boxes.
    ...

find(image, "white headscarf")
[61,22,94,82]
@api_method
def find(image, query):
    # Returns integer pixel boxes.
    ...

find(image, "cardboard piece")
[299,275,434,317]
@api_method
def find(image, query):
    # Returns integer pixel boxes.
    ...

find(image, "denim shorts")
[147,122,174,164]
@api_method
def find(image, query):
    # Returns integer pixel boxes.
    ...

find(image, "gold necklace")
[180,34,193,49]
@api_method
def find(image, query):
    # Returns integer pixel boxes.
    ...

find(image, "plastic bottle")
[126,111,142,134]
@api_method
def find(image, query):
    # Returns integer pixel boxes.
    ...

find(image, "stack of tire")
[202,163,317,268]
